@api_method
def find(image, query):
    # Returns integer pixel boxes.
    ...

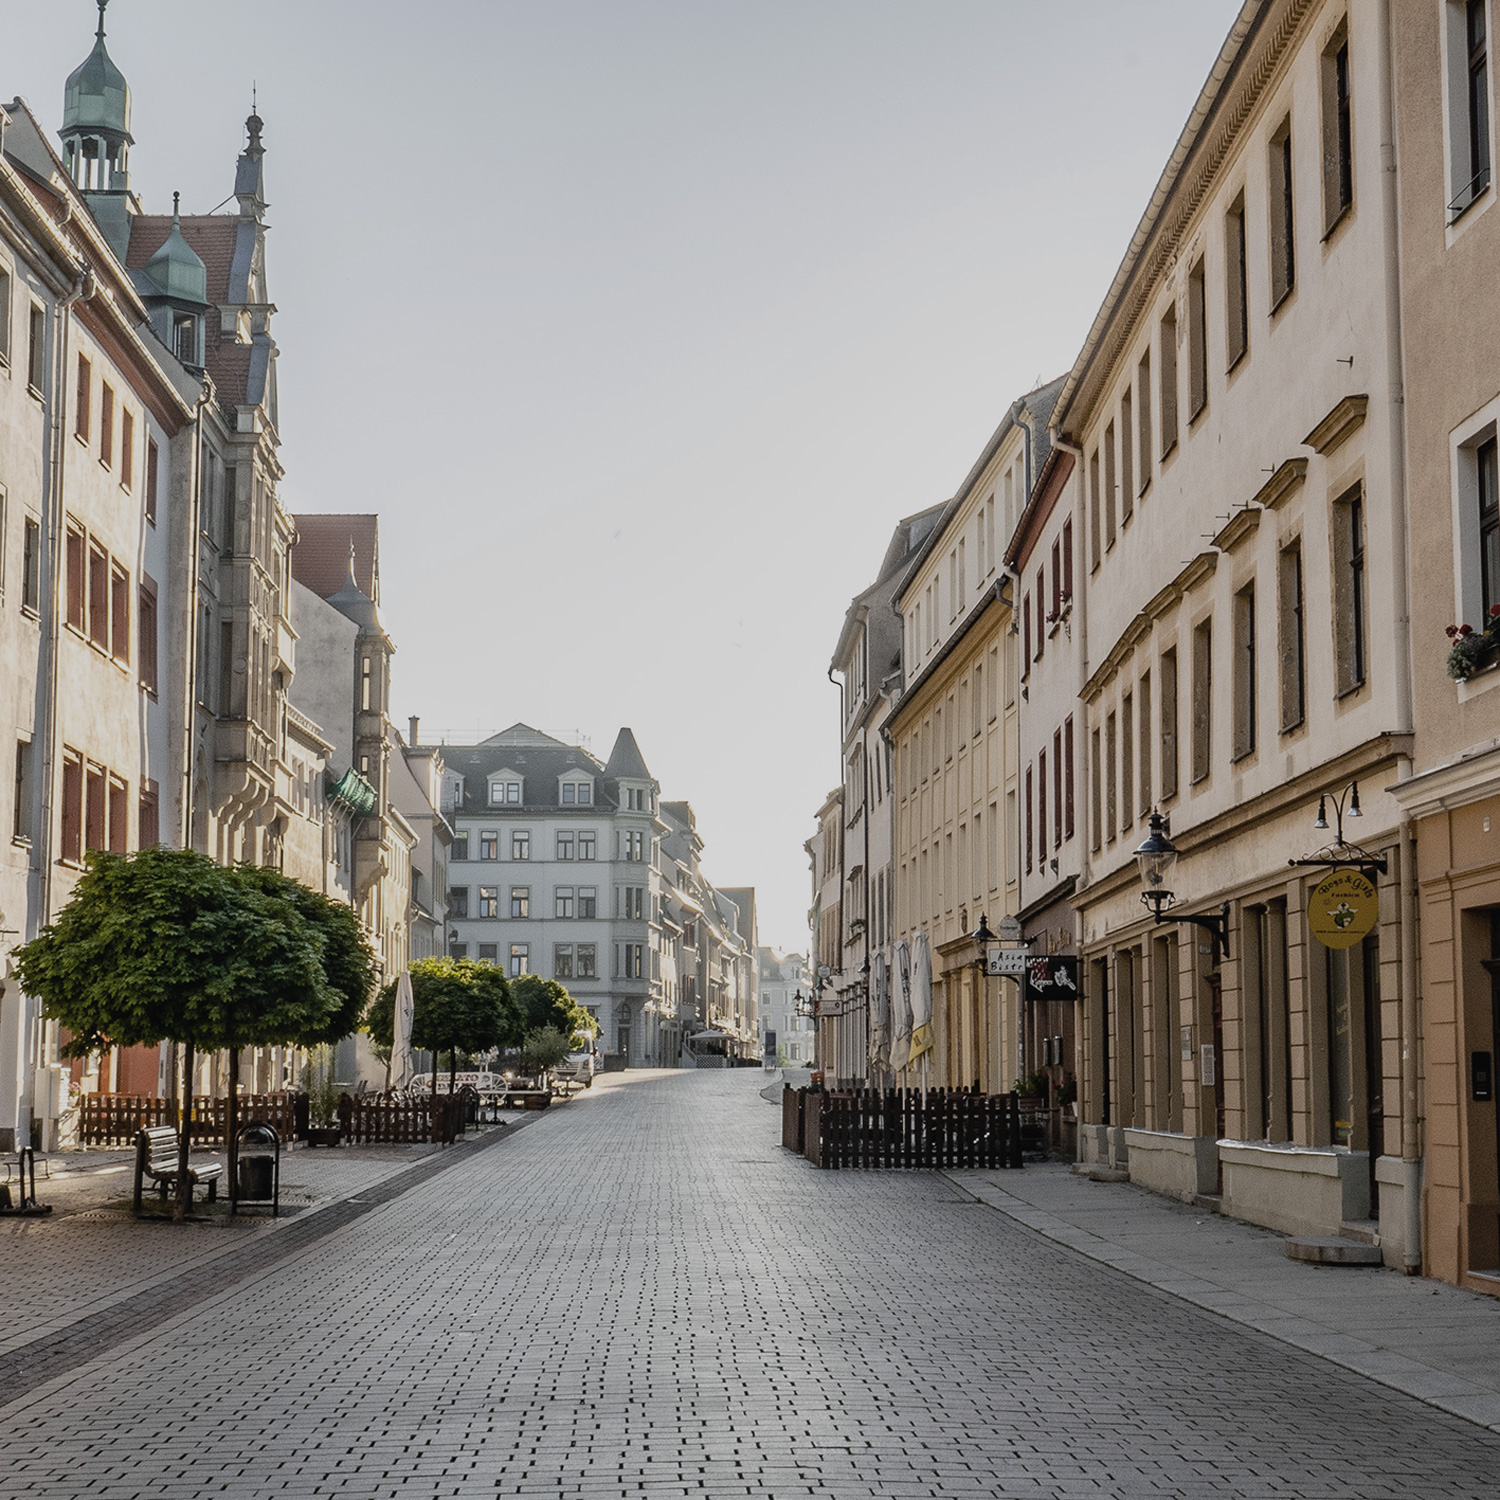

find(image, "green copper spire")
[141,193,208,305]
[62,1,132,140]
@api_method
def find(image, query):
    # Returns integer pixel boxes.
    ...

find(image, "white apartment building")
[441,725,664,1065]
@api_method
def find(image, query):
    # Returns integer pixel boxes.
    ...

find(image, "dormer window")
[489,778,522,806]
[560,779,593,806]
[173,313,200,367]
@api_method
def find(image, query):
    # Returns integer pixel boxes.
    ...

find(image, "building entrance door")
[1210,975,1225,1193]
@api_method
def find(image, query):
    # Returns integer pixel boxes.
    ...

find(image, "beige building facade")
[1388,0,1500,1293]
[1059,0,1421,1262]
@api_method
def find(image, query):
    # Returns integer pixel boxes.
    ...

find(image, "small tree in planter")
[15,850,367,1218]
[520,1025,573,1085]
[1446,606,1500,679]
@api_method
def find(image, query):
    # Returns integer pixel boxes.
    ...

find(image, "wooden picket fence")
[336,1091,468,1145]
[78,1092,307,1147]
[782,1086,1023,1171]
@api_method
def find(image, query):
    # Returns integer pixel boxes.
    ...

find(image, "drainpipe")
[1379,0,1421,1272]
[179,388,211,848]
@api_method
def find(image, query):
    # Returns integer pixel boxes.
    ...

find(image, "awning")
[326,766,377,817]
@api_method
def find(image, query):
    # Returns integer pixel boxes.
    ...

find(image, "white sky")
[12,0,1242,953]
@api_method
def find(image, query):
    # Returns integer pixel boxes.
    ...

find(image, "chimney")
[408,715,420,745]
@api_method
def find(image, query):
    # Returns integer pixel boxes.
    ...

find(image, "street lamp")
[1289,779,1386,875]
[1133,810,1230,960]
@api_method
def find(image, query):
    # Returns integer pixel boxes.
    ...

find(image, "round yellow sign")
[1308,869,1379,949]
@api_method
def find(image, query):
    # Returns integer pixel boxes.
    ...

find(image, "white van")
[553,1035,598,1088]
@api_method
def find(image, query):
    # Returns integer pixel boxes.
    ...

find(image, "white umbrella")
[909,931,934,1069]
[891,940,913,1072]
[870,950,891,1070]
[389,970,416,1092]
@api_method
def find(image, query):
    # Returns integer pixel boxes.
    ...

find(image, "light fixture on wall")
[1134,810,1230,960]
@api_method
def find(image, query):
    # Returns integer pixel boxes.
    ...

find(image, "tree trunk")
[449,1049,457,1094]
[431,1049,438,1095]
[227,1046,240,1213]
[175,1039,195,1221]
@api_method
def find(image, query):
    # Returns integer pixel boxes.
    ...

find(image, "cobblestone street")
[3,1071,1500,1499]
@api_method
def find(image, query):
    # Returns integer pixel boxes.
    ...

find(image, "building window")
[621,886,645,920]
[146,439,159,525]
[22,517,40,615]
[1024,765,1033,874]
[13,739,32,843]
[1269,117,1296,308]
[88,541,109,649]
[1120,393,1134,524]
[85,762,106,853]
[1062,518,1074,601]
[1278,540,1307,730]
[120,410,133,491]
[556,831,575,860]
[449,941,469,960]
[100,383,114,468]
[1121,692,1134,830]
[477,943,498,962]
[452,833,470,861]
[1105,712,1118,842]
[579,886,597,919]
[1103,420,1117,551]
[1233,583,1257,760]
[1333,485,1368,693]
[138,780,159,849]
[478,886,499,919]
[0,266,9,366]
[509,943,529,979]
[1191,619,1213,784]
[65,524,84,632]
[511,886,530,918]
[1089,449,1101,571]
[561,783,575,805]
[624,830,645,862]
[555,886,575,918]
[479,830,498,861]
[110,563,129,665]
[1451,0,1493,219]
[577,942,597,978]
[28,305,44,394]
[173,313,198,366]
[1137,351,1152,491]
[1160,647,1179,800]
[448,886,469,918]
[1226,194,1249,368]
[108,775,128,854]
[1064,716,1075,840]
[1188,258,1208,419]
[361,657,373,712]
[1321,25,1354,230]
[75,355,90,441]
[1090,727,1102,853]
[579,831,596,861]
[491,780,521,806]
[554,944,574,978]
[1138,671,1152,814]
[511,830,530,861]
[1478,435,1500,616]
[1159,304,1179,456]
[622,943,644,979]
[576,783,591,805]
[60,750,83,864]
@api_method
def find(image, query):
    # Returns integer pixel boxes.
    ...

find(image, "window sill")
[1321,201,1354,246]
[1269,284,1296,320]
[28,384,44,403]
[12,836,31,850]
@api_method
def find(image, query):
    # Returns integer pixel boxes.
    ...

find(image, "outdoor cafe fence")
[336,1089,472,1145]
[782,1085,1023,1170]
[79,1092,307,1148]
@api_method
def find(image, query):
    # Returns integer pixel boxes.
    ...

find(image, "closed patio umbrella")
[389,970,416,1092]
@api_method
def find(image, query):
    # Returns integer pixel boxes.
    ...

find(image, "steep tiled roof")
[127,215,240,304]
[290,514,379,601]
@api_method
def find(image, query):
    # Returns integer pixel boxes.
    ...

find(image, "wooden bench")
[133,1126,222,1215]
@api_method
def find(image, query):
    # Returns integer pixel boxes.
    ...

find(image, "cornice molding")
[1302,395,1369,456]
[1254,457,1309,511]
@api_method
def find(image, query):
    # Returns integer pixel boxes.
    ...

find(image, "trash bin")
[234,1122,280,1216]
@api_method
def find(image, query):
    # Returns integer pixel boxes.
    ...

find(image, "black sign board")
[764,1030,777,1059]
[1023,955,1080,1003]
[1474,1050,1493,1102]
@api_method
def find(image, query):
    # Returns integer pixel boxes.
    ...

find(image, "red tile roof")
[290,514,380,602]
[126,214,241,305]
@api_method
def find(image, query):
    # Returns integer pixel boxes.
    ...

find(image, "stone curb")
[945,1169,1500,1437]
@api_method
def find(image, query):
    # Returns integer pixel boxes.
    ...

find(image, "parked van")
[553,1035,598,1088]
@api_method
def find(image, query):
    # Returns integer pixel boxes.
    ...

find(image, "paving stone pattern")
[2,1071,1498,1498]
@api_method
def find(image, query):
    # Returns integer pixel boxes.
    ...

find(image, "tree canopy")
[14,849,372,1057]
[366,957,523,1061]
[520,1025,573,1075]
[509,975,597,1047]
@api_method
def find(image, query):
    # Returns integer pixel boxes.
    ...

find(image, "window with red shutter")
[65,525,85,632]
[108,776,128,853]
[85,763,106,853]
[60,752,83,864]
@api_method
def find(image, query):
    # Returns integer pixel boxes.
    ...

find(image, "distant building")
[758,950,814,1066]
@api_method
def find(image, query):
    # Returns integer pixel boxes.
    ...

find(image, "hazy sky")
[13,0,1241,952]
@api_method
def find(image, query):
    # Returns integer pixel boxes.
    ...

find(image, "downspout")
[1378,0,1421,1271]
[180,388,211,849]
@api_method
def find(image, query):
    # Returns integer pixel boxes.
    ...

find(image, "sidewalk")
[948,1161,1500,1434]
[0,1119,529,1359]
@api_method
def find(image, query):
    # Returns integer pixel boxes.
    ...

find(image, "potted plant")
[1446,606,1500,680]
[303,1044,343,1146]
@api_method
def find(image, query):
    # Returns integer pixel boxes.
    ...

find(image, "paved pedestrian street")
[2,1072,1499,1499]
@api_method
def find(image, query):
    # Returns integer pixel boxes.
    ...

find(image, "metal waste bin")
[234,1122,280,1216]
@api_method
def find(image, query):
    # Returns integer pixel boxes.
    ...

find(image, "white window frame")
[1444,0,1497,244]
[1452,393,1500,698]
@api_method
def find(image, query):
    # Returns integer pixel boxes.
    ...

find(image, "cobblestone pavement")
[3,1072,1500,1499]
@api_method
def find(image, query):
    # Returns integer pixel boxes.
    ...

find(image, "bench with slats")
[133,1126,222,1214]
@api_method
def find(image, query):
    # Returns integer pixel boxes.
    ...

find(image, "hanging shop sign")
[1308,868,1380,949]
[1023,954,1080,1002]
[986,947,1028,976]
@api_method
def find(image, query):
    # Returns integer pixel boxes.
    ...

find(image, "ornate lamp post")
[1133,811,1230,960]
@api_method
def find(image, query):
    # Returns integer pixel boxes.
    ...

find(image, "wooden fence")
[782,1086,1023,1170]
[78,1093,307,1147]
[336,1091,468,1145]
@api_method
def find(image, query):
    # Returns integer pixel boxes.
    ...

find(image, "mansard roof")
[445,736,611,816]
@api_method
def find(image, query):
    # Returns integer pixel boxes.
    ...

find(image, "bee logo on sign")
[1308,869,1379,949]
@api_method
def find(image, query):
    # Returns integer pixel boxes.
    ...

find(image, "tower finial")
[97,0,108,42]
[171,189,180,221]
